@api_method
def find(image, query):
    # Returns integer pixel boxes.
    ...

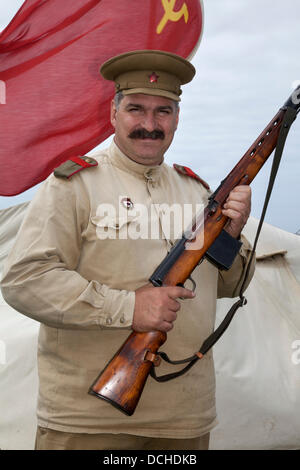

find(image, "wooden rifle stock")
[89,89,300,416]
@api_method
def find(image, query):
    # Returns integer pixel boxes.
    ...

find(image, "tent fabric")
[0,291,39,450]
[0,0,203,196]
[0,202,39,450]
[211,220,300,450]
[0,203,299,449]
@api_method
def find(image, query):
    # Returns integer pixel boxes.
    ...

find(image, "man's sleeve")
[0,176,135,330]
[217,234,255,298]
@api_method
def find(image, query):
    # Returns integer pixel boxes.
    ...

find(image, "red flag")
[0,0,203,196]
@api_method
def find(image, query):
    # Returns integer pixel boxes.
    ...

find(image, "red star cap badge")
[149,72,159,83]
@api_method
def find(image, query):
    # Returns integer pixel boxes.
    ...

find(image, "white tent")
[0,203,39,450]
[211,218,300,450]
[0,203,300,450]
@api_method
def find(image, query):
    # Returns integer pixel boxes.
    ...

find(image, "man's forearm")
[1,265,135,330]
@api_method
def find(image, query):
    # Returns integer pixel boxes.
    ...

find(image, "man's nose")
[142,112,157,131]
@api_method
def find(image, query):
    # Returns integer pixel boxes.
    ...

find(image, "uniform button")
[145,170,153,180]
[106,317,112,325]
[120,315,125,324]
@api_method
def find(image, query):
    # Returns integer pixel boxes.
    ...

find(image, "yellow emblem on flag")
[157,0,189,34]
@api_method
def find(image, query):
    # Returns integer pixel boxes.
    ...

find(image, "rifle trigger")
[180,275,196,298]
[188,275,196,293]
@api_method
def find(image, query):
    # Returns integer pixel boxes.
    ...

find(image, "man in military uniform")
[1,50,253,450]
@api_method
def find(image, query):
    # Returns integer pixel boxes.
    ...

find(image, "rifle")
[89,87,300,416]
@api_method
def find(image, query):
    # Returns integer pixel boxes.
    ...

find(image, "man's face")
[110,93,179,166]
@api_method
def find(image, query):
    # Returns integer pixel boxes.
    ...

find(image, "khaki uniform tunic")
[1,141,254,438]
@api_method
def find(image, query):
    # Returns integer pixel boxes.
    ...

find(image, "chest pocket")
[90,214,139,240]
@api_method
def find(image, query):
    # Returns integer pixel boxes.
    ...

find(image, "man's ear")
[110,99,117,128]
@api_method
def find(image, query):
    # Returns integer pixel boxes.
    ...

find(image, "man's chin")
[132,151,164,165]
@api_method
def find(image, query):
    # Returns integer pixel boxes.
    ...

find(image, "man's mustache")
[128,128,165,140]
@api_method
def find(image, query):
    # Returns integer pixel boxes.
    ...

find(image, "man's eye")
[128,107,140,112]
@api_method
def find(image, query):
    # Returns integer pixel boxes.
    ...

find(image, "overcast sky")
[0,0,300,234]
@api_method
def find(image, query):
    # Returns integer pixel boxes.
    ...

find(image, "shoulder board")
[54,156,98,179]
[173,164,210,190]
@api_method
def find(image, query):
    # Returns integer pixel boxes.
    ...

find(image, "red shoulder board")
[173,164,210,190]
[54,155,98,179]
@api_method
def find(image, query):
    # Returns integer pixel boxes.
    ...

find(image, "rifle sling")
[150,105,298,383]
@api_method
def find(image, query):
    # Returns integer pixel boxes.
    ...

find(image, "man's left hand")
[222,185,251,238]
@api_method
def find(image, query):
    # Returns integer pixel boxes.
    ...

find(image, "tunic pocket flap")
[91,215,138,230]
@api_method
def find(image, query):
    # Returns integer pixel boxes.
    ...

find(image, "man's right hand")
[132,284,195,333]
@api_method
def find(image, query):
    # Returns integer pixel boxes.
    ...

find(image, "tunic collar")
[108,139,163,182]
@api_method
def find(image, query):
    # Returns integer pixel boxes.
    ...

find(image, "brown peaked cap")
[100,50,196,102]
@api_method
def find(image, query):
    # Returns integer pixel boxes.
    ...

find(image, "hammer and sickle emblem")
[157,0,189,34]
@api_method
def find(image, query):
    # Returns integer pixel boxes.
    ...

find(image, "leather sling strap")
[150,105,298,383]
